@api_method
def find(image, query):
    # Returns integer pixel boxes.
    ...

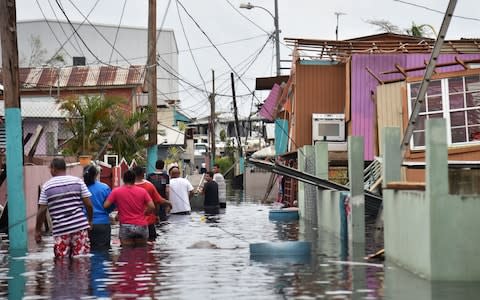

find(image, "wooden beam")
[394,63,407,78]
[455,56,469,70]
[386,181,426,191]
[365,67,384,85]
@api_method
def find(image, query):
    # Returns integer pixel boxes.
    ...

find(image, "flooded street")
[0,190,479,299]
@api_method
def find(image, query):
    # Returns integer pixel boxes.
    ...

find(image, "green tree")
[219,129,227,142]
[405,22,437,37]
[59,94,152,161]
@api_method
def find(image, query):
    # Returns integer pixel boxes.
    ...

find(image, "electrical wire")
[175,0,209,97]
[215,34,273,96]
[45,0,101,64]
[214,34,273,94]
[109,0,127,63]
[175,0,262,105]
[393,0,480,21]
[63,0,185,103]
[156,0,173,43]
[224,0,294,51]
[56,0,180,103]
[54,0,105,64]
[34,0,73,60]
[46,0,84,56]
[157,57,253,99]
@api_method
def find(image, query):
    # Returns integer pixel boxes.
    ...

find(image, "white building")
[2,19,179,104]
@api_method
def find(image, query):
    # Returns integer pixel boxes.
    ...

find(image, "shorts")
[88,224,111,250]
[53,229,90,258]
[119,224,148,241]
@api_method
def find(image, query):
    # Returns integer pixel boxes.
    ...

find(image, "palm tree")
[365,19,402,34]
[405,22,437,38]
[366,19,437,38]
[59,94,152,161]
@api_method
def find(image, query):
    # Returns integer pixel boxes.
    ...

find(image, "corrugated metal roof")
[0,65,146,89]
[285,37,480,61]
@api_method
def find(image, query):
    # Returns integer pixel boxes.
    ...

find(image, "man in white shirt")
[213,164,227,208]
[168,166,194,214]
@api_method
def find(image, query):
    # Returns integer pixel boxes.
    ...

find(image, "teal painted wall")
[274,119,288,156]
[147,145,158,174]
[5,108,27,250]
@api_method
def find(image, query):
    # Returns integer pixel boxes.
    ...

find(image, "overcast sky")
[15,0,480,118]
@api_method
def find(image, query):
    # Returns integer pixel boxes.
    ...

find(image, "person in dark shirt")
[146,159,170,222]
[202,171,219,214]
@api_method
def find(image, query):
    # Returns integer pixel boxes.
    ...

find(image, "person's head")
[155,159,165,170]
[123,169,136,185]
[213,163,220,174]
[169,166,180,178]
[50,157,66,176]
[83,164,98,186]
[205,171,214,182]
[132,166,145,180]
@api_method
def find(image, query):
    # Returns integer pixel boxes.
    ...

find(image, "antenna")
[334,12,346,41]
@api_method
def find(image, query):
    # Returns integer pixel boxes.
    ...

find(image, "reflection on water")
[0,190,478,299]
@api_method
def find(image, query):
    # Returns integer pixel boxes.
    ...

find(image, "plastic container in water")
[268,207,299,222]
[249,241,311,257]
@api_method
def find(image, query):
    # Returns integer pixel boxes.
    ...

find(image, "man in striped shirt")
[35,158,93,258]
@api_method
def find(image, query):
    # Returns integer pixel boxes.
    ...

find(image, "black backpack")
[146,171,169,199]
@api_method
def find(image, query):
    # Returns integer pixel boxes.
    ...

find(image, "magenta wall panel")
[351,53,480,161]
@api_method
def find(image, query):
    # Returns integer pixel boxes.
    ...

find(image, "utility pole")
[0,0,28,250]
[231,73,243,157]
[209,70,216,166]
[147,0,158,174]
[273,0,281,76]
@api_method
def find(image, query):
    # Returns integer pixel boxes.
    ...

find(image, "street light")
[240,1,281,76]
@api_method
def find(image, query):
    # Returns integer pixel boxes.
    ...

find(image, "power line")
[48,34,268,66]
[156,0,173,43]
[157,55,253,98]
[175,0,261,105]
[58,0,178,102]
[109,0,127,63]
[64,0,152,67]
[34,0,73,60]
[54,0,105,64]
[224,0,271,36]
[46,0,84,56]
[175,0,208,96]
[224,0,294,51]
[208,34,274,96]
[393,0,480,22]
[214,34,273,98]
[45,0,101,64]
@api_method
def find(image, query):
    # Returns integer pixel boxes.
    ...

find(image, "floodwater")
[0,190,479,299]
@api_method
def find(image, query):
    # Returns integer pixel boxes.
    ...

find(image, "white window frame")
[407,75,480,150]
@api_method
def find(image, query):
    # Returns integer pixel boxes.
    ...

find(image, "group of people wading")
[35,158,226,258]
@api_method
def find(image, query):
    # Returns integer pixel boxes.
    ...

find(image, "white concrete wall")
[316,190,342,237]
[383,189,432,279]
